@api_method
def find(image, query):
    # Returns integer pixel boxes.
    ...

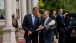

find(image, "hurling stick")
[48,20,55,26]
[36,20,55,31]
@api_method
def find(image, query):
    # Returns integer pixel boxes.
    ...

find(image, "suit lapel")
[43,19,45,26]
[59,14,64,20]
[53,15,55,18]
[34,16,37,26]
[29,14,33,26]
[45,18,51,25]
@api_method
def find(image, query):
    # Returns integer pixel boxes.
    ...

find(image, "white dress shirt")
[44,17,49,26]
[31,14,35,25]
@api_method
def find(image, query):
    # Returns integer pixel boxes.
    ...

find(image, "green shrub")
[0,26,4,35]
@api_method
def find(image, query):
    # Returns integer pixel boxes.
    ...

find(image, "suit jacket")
[40,18,55,43]
[51,15,56,20]
[22,14,39,39]
[56,14,66,33]
[51,15,57,26]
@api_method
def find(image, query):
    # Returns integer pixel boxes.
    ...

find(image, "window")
[0,0,20,19]
[16,0,20,19]
[16,9,20,19]
[0,0,5,19]
[69,17,76,26]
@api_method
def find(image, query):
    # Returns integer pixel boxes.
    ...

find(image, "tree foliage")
[38,0,76,16]
[38,0,44,14]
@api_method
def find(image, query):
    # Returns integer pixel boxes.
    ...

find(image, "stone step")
[0,35,3,42]
[18,37,25,42]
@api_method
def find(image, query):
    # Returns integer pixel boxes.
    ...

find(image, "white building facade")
[0,0,38,26]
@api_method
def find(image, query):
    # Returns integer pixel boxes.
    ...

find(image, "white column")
[18,0,21,26]
[20,0,27,23]
[19,0,21,20]
[31,0,38,9]
[37,0,38,5]
[18,0,26,41]
[4,0,12,26]
[2,0,16,43]
[12,0,16,17]
[27,0,32,14]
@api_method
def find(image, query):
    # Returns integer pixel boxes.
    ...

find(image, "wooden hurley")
[48,20,55,26]
[36,20,55,31]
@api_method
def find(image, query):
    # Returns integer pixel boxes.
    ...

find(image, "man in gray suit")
[39,10,55,43]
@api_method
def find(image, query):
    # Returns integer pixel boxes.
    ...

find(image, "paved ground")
[18,30,58,43]
[0,29,76,43]
[0,35,2,42]
[0,30,76,43]
[0,30,58,43]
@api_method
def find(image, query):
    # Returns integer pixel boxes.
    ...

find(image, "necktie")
[32,16,35,25]
[44,19,47,26]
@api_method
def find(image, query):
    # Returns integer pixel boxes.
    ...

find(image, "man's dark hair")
[32,7,39,11]
[12,14,15,18]
[58,9,60,11]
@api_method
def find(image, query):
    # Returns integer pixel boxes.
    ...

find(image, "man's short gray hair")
[43,10,49,15]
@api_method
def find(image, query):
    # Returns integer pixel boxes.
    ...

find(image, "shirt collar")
[53,14,56,16]
[31,14,35,17]
[59,13,63,16]
[60,14,62,16]
[45,17,49,21]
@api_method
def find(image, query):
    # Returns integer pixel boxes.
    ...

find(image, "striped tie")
[44,20,47,26]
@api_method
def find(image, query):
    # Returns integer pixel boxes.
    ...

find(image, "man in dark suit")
[39,10,55,43]
[56,9,67,43]
[51,11,58,39]
[51,11,57,20]
[22,7,39,43]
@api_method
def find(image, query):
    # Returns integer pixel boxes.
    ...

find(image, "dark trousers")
[66,29,73,43]
[66,30,71,39]
[54,28,58,39]
[25,33,38,43]
[39,31,44,43]
[59,33,66,43]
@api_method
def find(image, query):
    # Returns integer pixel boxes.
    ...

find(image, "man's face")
[43,12,49,19]
[53,11,56,15]
[32,9,39,16]
[59,9,63,14]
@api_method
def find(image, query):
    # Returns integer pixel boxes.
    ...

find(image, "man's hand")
[65,27,68,30]
[38,25,43,30]
[36,25,43,31]
[45,25,49,30]
[28,31,32,35]
[63,13,68,16]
